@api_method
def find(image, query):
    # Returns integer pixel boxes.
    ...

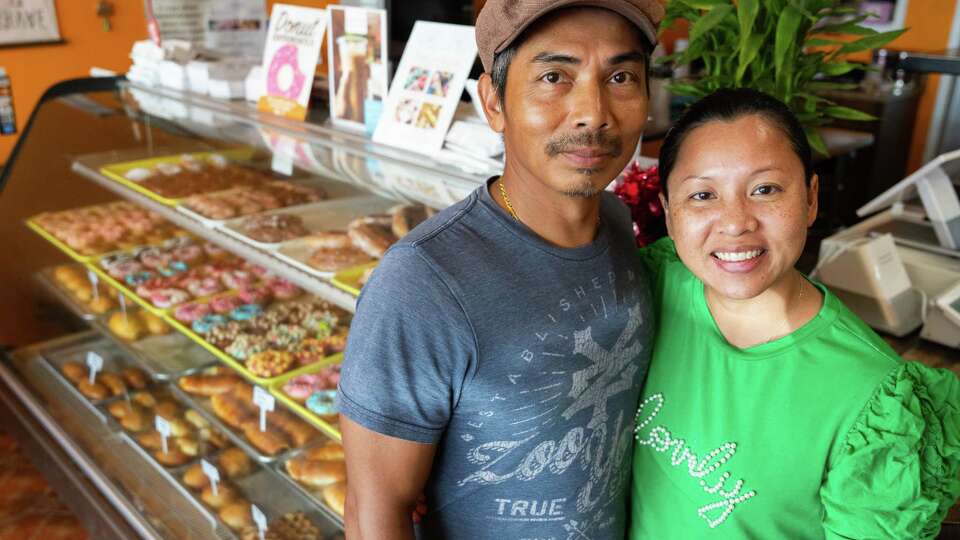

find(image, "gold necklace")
[499,179,520,221]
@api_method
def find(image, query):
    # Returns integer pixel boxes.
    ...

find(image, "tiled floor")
[0,432,87,540]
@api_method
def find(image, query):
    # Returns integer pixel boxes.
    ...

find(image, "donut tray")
[329,262,378,298]
[39,339,151,412]
[36,266,102,320]
[267,358,344,442]
[219,194,396,252]
[90,312,216,381]
[170,380,320,465]
[99,148,259,207]
[272,442,346,528]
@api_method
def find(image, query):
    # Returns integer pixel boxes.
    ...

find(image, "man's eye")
[690,192,714,201]
[541,72,562,84]
[611,72,634,84]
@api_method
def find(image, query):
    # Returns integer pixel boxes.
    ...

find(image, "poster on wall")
[204,0,267,58]
[257,3,328,121]
[151,0,207,44]
[326,5,388,133]
[373,21,476,154]
[0,0,61,46]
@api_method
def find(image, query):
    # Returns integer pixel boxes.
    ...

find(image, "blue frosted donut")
[192,314,227,334]
[124,270,155,286]
[159,261,189,276]
[229,304,262,322]
[306,390,338,416]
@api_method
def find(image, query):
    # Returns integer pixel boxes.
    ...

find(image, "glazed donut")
[229,304,262,322]
[219,270,256,289]
[149,288,191,309]
[267,43,306,99]
[174,302,212,323]
[171,243,204,264]
[108,260,145,280]
[237,286,272,305]
[210,295,243,314]
[138,247,173,269]
[202,242,229,260]
[192,314,228,334]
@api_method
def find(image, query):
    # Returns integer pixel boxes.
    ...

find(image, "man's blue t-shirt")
[338,180,653,539]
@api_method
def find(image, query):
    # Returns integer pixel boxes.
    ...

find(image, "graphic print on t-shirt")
[457,269,646,539]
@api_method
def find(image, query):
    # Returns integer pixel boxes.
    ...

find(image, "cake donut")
[210,295,243,314]
[185,277,223,298]
[225,334,267,361]
[138,247,173,269]
[171,243,204,264]
[267,278,301,300]
[237,286,272,305]
[229,304,262,322]
[192,314,228,334]
[149,288,190,309]
[219,269,256,289]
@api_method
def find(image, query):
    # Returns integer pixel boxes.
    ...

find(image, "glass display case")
[0,76,491,539]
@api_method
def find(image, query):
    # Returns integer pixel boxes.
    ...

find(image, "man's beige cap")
[476,0,665,72]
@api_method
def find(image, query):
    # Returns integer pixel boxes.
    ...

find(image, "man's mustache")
[545,131,623,158]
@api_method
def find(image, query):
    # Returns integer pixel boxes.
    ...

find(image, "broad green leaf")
[824,105,876,121]
[837,28,908,54]
[736,33,765,82]
[814,17,877,35]
[805,127,829,157]
[775,6,802,85]
[820,61,860,76]
[805,38,843,48]
[738,0,760,47]
[690,4,735,43]
[677,0,731,9]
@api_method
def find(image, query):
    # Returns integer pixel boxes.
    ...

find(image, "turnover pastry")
[218,447,252,479]
[182,463,210,490]
[307,245,373,273]
[201,483,237,509]
[347,216,397,258]
[61,362,88,385]
[179,373,241,396]
[323,482,347,516]
[219,501,254,531]
[241,420,291,456]
[285,458,346,488]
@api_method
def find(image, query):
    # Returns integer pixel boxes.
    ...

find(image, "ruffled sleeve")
[820,362,960,540]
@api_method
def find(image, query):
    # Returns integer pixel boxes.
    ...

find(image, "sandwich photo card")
[326,5,389,133]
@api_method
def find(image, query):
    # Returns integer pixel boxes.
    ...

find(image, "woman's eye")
[752,185,781,196]
[541,72,562,84]
[690,192,714,201]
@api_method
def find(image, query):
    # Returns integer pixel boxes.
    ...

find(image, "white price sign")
[86,352,103,384]
[87,270,100,300]
[253,386,274,433]
[251,504,267,540]
[201,459,220,497]
[118,293,127,315]
[155,415,171,455]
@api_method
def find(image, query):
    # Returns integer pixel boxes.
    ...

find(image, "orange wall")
[0,0,337,166]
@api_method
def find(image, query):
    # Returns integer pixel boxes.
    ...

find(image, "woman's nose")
[716,199,759,236]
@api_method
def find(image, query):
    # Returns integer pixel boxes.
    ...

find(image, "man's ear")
[806,174,820,227]
[477,73,505,134]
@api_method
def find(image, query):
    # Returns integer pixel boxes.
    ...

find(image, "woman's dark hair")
[658,88,813,199]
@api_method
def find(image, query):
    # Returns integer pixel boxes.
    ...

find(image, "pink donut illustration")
[267,43,306,99]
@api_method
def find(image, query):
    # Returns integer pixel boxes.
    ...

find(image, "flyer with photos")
[373,21,477,154]
[257,3,327,121]
[326,5,389,132]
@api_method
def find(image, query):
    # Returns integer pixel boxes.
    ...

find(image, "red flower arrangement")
[614,162,667,247]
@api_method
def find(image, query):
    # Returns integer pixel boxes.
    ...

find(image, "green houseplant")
[660,0,907,155]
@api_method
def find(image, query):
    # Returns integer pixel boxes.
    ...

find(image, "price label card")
[87,270,100,300]
[201,459,220,497]
[155,415,171,454]
[251,504,267,540]
[86,352,103,384]
[253,386,275,433]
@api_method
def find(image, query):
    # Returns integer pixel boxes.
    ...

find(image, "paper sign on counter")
[373,21,477,154]
[86,352,103,384]
[87,270,100,300]
[257,4,327,120]
[155,415,171,454]
[253,386,275,432]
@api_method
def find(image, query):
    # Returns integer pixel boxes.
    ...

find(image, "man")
[337,1,663,538]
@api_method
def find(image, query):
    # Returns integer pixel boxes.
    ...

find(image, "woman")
[630,88,960,539]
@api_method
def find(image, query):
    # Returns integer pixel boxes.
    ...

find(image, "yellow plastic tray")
[268,358,344,442]
[99,148,257,207]
[330,262,378,297]
[162,308,344,389]
[85,263,171,317]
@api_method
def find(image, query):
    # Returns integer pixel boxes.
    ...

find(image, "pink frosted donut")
[139,247,173,269]
[267,278,302,300]
[245,264,269,278]
[149,288,190,309]
[238,286,273,306]
[202,242,229,260]
[171,243,204,264]
[220,269,256,289]
[108,260,145,280]
[267,43,306,99]
[210,295,243,315]
[174,301,212,323]
[185,277,223,298]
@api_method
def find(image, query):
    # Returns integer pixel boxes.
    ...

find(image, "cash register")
[815,149,960,349]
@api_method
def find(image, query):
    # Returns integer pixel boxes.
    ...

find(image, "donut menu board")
[372,22,477,154]
[257,3,328,121]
